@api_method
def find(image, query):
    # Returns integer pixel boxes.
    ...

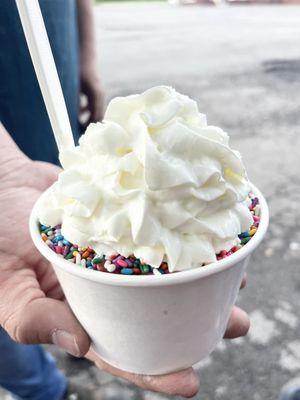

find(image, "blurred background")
[2,0,300,399]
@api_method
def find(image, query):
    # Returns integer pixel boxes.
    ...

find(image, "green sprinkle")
[141,264,150,274]
[241,237,251,245]
[93,256,105,264]
[65,252,74,260]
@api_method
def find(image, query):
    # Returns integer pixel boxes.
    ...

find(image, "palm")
[0,159,64,327]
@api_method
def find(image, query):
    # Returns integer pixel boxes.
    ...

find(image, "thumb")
[10,297,90,357]
[33,161,62,189]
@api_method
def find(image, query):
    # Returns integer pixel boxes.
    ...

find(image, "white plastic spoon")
[15,0,75,152]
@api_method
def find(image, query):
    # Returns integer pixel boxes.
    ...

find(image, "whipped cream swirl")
[38,86,253,272]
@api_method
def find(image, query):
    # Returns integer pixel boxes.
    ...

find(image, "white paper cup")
[29,184,268,375]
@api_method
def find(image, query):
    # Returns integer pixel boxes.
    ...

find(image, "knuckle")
[14,319,30,344]
[2,313,24,343]
[2,309,33,344]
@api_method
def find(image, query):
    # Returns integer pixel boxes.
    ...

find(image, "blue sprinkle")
[86,260,93,267]
[55,235,64,241]
[40,225,49,231]
[121,268,133,275]
[158,269,165,274]
[239,232,250,238]
[62,239,70,245]
[87,265,93,269]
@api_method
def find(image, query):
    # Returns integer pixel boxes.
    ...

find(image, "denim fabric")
[0,0,80,165]
[0,328,66,400]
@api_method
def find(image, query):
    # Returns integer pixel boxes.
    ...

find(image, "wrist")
[80,59,101,86]
[80,49,97,70]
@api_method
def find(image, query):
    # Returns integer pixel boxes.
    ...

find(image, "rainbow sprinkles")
[40,193,260,276]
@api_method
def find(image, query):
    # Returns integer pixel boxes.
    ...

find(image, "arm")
[77,0,104,126]
[77,0,97,65]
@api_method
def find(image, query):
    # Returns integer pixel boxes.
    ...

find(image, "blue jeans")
[0,1,80,398]
[0,329,66,400]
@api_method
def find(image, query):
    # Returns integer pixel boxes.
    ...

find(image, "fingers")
[240,273,247,289]
[80,82,104,128]
[223,306,250,339]
[133,368,199,398]
[80,103,90,113]
[35,161,61,182]
[224,274,249,338]
[87,350,199,398]
[90,89,104,122]
[81,98,104,130]
[4,297,90,357]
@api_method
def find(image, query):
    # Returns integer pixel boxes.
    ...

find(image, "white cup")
[29,184,269,375]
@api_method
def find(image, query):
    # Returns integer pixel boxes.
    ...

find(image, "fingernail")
[51,329,80,357]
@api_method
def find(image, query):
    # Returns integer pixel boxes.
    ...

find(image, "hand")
[0,129,90,356]
[0,126,249,398]
[80,62,104,129]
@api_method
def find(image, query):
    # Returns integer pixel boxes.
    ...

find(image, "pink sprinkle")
[111,255,121,263]
[253,216,260,222]
[116,259,128,268]
[220,250,227,257]
[55,246,63,255]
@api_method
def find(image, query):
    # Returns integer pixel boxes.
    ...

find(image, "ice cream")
[38,86,253,272]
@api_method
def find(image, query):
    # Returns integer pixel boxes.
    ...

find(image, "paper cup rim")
[29,183,269,287]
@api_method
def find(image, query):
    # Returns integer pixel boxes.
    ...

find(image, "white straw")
[15,0,75,152]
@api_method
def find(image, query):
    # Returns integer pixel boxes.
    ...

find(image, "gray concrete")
[2,3,300,399]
